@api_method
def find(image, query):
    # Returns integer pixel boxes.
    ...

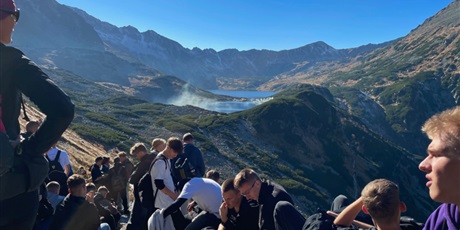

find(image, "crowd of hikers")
[1,0,460,229]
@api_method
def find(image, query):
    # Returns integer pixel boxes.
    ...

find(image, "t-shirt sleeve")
[60,151,71,166]
[151,160,166,180]
[178,182,194,200]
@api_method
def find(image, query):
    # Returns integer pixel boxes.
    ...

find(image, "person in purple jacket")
[419,106,460,230]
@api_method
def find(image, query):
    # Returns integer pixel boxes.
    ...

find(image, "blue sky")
[56,0,452,51]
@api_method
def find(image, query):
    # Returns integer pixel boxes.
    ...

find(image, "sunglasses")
[0,8,20,22]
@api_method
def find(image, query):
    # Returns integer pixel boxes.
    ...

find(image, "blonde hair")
[422,106,460,159]
[130,143,147,155]
[150,138,166,152]
[118,151,127,157]
[234,168,260,189]
[361,179,400,224]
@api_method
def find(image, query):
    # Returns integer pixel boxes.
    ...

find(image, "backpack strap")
[150,154,167,171]
[149,154,167,208]
[53,150,62,163]
[20,94,30,122]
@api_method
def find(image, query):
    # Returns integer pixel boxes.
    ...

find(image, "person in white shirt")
[46,146,71,176]
[163,177,223,230]
[151,137,182,210]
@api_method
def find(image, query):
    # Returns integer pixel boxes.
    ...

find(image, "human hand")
[187,201,196,212]
[219,202,228,223]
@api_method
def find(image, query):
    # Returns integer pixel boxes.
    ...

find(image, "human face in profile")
[223,190,242,209]
[0,9,18,44]
[238,180,260,201]
[419,135,460,205]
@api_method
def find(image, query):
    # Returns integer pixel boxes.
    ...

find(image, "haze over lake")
[208,90,275,113]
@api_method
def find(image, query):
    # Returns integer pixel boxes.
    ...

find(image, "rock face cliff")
[14,0,388,90]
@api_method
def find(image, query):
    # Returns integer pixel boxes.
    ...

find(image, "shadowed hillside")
[22,69,437,221]
[195,85,436,219]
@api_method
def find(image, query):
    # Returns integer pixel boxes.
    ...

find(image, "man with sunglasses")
[234,168,293,230]
[0,0,75,229]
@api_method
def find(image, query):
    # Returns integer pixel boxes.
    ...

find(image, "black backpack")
[171,153,196,183]
[303,209,337,230]
[46,150,64,173]
[0,45,49,202]
[137,155,167,210]
[399,216,424,230]
[45,150,68,196]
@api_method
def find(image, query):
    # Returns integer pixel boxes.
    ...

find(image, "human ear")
[362,205,369,214]
[400,202,407,213]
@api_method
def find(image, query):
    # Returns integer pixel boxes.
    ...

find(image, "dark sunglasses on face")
[0,8,20,22]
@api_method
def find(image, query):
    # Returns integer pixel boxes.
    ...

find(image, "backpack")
[46,150,64,172]
[36,182,54,221]
[399,216,424,230]
[171,153,196,183]
[0,45,49,202]
[303,209,337,230]
[45,150,68,196]
[137,155,167,210]
[110,165,127,192]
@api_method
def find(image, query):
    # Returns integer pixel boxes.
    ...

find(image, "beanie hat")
[0,0,16,20]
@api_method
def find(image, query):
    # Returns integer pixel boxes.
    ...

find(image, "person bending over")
[163,177,223,230]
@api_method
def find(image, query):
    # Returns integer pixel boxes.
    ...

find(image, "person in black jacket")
[0,0,74,228]
[219,178,259,230]
[126,143,155,230]
[50,175,108,230]
[234,168,294,230]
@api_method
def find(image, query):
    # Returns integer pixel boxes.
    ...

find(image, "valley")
[10,0,460,222]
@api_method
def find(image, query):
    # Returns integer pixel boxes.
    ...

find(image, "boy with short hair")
[333,179,406,230]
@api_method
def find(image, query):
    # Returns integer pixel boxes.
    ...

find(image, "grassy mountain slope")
[27,68,437,221]
[195,85,436,219]
[261,1,460,155]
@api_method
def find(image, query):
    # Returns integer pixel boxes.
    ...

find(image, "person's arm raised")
[332,197,367,227]
[327,210,374,229]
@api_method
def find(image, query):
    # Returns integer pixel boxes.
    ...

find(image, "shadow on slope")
[199,84,436,221]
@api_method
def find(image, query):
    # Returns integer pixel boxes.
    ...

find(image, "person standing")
[0,0,74,228]
[90,157,107,187]
[126,143,155,230]
[150,138,166,156]
[46,146,72,177]
[182,133,205,177]
[119,151,134,214]
[151,137,182,211]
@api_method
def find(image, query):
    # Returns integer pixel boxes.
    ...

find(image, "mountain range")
[12,0,460,222]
